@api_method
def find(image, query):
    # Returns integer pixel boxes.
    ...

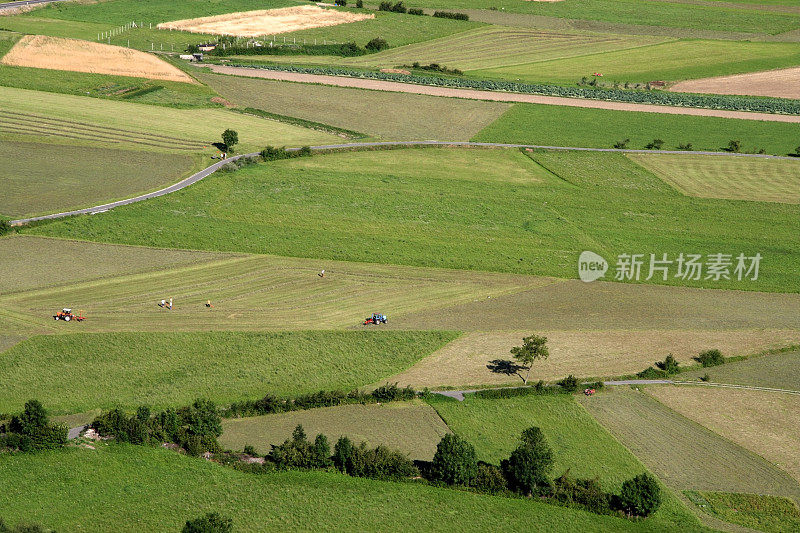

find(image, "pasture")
[580,387,800,503]
[427,394,698,528]
[197,72,511,141]
[473,102,800,156]
[690,492,800,533]
[628,153,800,204]
[220,400,450,460]
[681,350,800,390]
[26,148,800,292]
[0,85,338,151]
[647,385,800,484]
[0,331,456,414]
[0,444,664,532]
[0,141,196,218]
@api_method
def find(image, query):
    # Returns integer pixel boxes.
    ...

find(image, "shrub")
[356,0,363,7]
[616,473,662,517]
[636,366,667,379]
[0,518,53,533]
[333,436,354,472]
[182,512,233,533]
[501,427,553,496]
[430,433,478,485]
[700,373,710,382]
[727,139,742,153]
[346,442,418,480]
[312,434,333,468]
[655,354,680,375]
[695,349,724,367]
[334,0,347,5]
[552,470,612,514]
[558,375,580,393]
[365,37,389,52]
[243,444,256,456]
[677,142,693,151]
[613,138,630,149]
[644,138,664,150]
[0,219,10,236]
[433,10,469,20]
[372,383,416,402]
[183,399,222,439]
[260,145,314,161]
[6,400,67,451]
[470,462,508,494]
[269,424,313,469]
[408,8,424,15]
[379,1,407,13]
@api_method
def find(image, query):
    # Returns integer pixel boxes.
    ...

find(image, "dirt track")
[208,64,800,123]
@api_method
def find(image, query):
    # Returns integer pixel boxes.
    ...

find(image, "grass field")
[197,72,511,141]
[0,85,338,151]
[627,153,800,204]
[581,387,800,503]
[681,350,800,390]
[26,148,800,293]
[473,103,800,156]
[427,394,700,528]
[690,492,800,533]
[647,385,800,484]
[220,400,450,460]
[0,331,456,414]
[0,141,196,218]
[471,39,800,85]
[0,444,677,532]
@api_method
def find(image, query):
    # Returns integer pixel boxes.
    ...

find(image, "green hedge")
[225,64,800,115]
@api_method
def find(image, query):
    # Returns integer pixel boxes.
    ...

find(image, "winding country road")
[11,140,800,226]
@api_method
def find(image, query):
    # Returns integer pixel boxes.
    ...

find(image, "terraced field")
[628,153,800,204]
[220,400,450,460]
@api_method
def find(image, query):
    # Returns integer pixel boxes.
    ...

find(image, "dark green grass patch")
[687,491,800,533]
[28,148,800,293]
[0,330,456,414]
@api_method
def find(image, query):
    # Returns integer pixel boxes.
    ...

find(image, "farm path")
[11,141,799,226]
[207,64,800,124]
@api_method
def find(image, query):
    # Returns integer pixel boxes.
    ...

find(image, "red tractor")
[363,313,387,325]
[53,308,86,322]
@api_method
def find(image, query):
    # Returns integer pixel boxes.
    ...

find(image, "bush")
[677,142,693,151]
[613,138,630,149]
[552,471,613,514]
[655,354,680,375]
[433,10,469,20]
[269,424,314,469]
[182,512,233,533]
[6,400,67,452]
[727,139,742,152]
[379,1,407,13]
[408,8,424,15]
[501,427,554,496]
[365,37,389,52]
[636,366,667,379]
[333,436,354,472]
[558,375,580,393]
[183,399,222,439]
[430,433,478,485]
[644,138,664,150]
[0,219,11,236]
[371,383,416,402]
[260,145,314,161]
[312,434,333,468]
[356,0,363,6]
[243,444,256,456]
[345,442,418,480]
[695,349,724,367]
[616,473,662,517]
[472,382,560,399]
[334,0,346,5]
[0,518,53,533]
[470,462,508,494]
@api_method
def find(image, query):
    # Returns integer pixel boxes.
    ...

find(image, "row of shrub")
[402,62,463,76]
[636,349,727,379]
[471,377,603,399]
[432,11,469,20]
[227,64,800,115]
[377,2,469,20]
[210,38,388,58]
[220,145,313,173]
[0,400,67,453]
[0,518,53,533]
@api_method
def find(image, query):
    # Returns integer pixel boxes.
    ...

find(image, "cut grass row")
[26,148,800,293]
[681,349,800,390]
[0,330,456,414]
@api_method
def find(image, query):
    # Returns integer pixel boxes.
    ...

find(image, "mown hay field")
[27,148,800,293]
[692,492,800,533]
[681,350,800,390]
[220,400,450,460]
[0,444,662,532]
[671,66,800,99]
[0,331,456,414]
[580,387,800,503]
[647,385,800,484]
[198,72,511,141]
[1,35,196,83]
[428,394,699,529]
[628,153,800,204]
[0,141,196,218]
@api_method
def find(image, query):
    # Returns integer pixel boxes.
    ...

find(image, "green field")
[428,394,700,528]
[473,103,800,156]
[220,400,450,460]
[0,331,456,414]
[198,72,511,141]
[627,153,800,204]
[26,148,800,292]
[581,387,800,503]
[690,492,800,533]
[0,141,196,218]
[0,85,338,152]
[681,350,800,390]
[0,444,677,532]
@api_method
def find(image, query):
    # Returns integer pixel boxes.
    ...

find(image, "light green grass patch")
[0,330,457,414]
[688,491,800,533]
[627,153,800,204]
[0,444,666,532]
[220,400,450,460]
[0,141,196,218]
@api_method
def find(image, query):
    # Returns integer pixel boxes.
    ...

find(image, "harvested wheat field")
[671,67,800,99]
[1,35,195,83]
[157,6,374,37]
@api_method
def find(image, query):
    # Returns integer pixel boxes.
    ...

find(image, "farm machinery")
[363,313,387,325]
[53,308,86,322]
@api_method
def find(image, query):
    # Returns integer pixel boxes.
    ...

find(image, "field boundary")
[11,140,800,226]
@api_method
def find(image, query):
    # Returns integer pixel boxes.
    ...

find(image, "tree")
[312,434,332,468]
[510,335,549,385]
[501,427,553,496]
[365,38,389,52]
[0,218,10,236]
[182,512,233,533]
[333,436,353,472]
[430,433,478,485]
[655,354,679,375]
[617,473,662,517]
[11,400,48,435]
[184,399,222,438]
[727,139,742,153]
[695,349,724,367]
[221,129,238,152]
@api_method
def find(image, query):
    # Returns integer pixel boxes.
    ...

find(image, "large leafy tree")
[502,427,554,496]
[430,433,478,486]
[618,473,662,517]
[511,335,549,385]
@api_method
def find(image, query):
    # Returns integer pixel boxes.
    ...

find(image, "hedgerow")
[224,64,800,115]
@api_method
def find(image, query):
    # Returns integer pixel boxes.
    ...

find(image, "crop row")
[229,64,800,115]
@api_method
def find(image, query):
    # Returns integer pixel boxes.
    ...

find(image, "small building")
[197,44,216,52]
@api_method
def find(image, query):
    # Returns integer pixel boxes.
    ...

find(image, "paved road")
[207,64,800,124]
[0,0,69,10]
[12,141,799,226]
